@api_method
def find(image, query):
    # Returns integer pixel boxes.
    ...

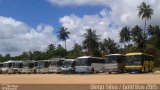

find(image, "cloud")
[0,16,57,56]
[1,0,159,55]
[49,0,160,50]
[47,0,109,6]
[48,0,159,27]
[59,9,120,50]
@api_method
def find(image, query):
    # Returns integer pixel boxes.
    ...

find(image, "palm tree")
[73,43,82,57]
[103,38,118,54]
[119,26,131,52]
[138,2,154,35]
[131,25,144,51]
[137,2,154,51]
[57,26,70,50]
[82,29,100,56]
[147,25,160,47]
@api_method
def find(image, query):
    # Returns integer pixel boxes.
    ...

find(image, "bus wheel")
[109,72,111,74]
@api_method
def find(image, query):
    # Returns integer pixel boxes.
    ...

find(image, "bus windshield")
[57,60,64,66]
[50,61,57,66]
[126,56,142,65]
[62,61,72,68]
[23,62,34,68]
[37,61,45,68]
[76,58,88,66]
[105,56,117,63]
[13,63,23,68]
[23,62,29,68]
[38,61,50,68]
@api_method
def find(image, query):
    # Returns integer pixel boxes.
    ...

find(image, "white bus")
[75,56,104,74]
[104,54,125,74]
[36,60,51,74]
[61,59,77,74]
[48,58,65,73]
[21,60,38,74]
[1,60,23,74]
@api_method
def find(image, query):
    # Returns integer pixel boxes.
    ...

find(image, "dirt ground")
[0,73,160,84]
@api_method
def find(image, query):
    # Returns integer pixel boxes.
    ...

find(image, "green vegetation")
[0,2,160,67]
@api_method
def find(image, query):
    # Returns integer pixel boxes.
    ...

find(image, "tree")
[67,43,83,59]
[57,26,70,50]
[54,46,67,58]
[46,44,56,59]
[5,54,11,60]
[119,26,131,52]
[102,38,119,54]
[147,25,160,48]
[131,25,144,51]
[138,2,154,34]
[119,26,131,44]
[82,29,100,56]
[137,2,154,51]
[73,43,83,57]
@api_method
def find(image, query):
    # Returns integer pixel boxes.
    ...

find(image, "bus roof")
[77,56,103,59]
[105,54,125,56]
[77,56,92,59]
[38,60,51,62]
[4,60,24,63]
[126,52,153,56]
[51,58,65,60]
[65,59,75,61]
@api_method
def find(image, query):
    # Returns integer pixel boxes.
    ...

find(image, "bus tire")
[109,72,111,74]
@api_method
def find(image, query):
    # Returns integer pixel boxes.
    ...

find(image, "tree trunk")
[65,40,66,50]
[143,18,147,52]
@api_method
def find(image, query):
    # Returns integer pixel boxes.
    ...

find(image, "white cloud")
[0,16,57,56]
[1,0,159,55]
[48,0,159,27]
[49,0,160,50]
[59,10,120,50]
[47,0,109,6]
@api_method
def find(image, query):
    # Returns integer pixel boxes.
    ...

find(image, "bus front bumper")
[103,68,118,72]
[75,67,91,73]
[125,66,142,73]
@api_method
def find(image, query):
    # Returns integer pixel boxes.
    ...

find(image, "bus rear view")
[21,60,38,74]
[104,54,125,74]
[36,60,50,74]
[75,56,104,74]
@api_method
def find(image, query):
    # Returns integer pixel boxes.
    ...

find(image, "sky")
[0,0,159,56]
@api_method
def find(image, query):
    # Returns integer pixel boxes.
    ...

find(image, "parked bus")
[75,56,104,73]
[104,54,125,74]
[21,60,38,74]
[1,60,23,74]
[48,58,65,73]
[36,60,51,73]
[125,52,154,73]
[61,59,77,74]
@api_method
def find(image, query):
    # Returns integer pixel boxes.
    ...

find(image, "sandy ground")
[0,73,160,84]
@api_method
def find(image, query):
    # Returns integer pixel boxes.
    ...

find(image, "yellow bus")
[125,52,154,73]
